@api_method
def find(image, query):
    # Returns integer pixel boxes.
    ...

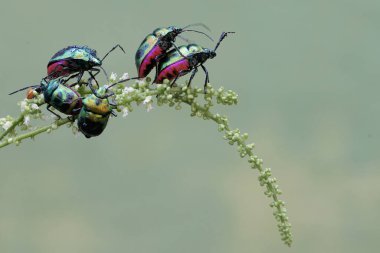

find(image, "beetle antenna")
[101,44,125,63]
[214,32,235,52]
[183,29,214,42]
[106,77,141,90]
[8,85,39,95]
[182,23,211,32]
[171,43,188,59]
[177,34,193,44]
[98,66,109,84]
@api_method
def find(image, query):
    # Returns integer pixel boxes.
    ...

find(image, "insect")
[9,78,82,118]
[77,77,136,138]
[47,44,125,87]
[155,32,234,92]
[135,24,213,79]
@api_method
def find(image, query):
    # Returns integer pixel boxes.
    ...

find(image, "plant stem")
[0,113,25,141]
[0,117,71,148]
[180,98,292,246]
[0,82,293,246]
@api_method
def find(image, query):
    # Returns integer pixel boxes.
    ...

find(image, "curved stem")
[180,99,292,246]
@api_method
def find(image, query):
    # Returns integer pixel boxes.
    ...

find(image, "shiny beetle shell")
[77,87,114,138]
[47,45,101,78]
[41,79,82,115]
[155,44,203,83]
[135,26,180,78]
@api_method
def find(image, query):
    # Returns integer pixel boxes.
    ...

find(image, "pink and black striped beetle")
[46,44,125,89]
[155,32,234,92]
[135,24,213,80]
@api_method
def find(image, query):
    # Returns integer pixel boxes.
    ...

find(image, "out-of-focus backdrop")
[1,0,379,252]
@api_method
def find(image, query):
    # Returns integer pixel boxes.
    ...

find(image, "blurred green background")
[1,0,380,252]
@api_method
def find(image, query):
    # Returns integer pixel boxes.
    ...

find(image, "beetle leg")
[154,54,165,82]
[200,64,210,93]
[170,69,189,88]
[187,67,198,87]
[89,68,101,88]
[65,73,79,85]
[88,71,115,99]
[103,90,115,99]
[46,105,61,120]
[90,68,100,77]
[67,116,76,122]
[109,100,117,107]
[87,75,99,98]
[67,71,84,87]
[172,43,188,59]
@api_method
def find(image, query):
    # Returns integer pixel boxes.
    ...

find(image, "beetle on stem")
[155,32,234,92]
[47,44,125,90]
[135,24,213,80]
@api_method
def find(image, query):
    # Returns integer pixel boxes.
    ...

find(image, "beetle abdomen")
[47,45,101,79]
[47,60,71,77]
[135,35,159,77]
[77,109,109,138]
[47,86,82,115]
[137,45,164,78]
[156,59,190,83]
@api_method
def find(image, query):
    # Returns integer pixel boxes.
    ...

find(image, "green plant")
[0,74,293,246]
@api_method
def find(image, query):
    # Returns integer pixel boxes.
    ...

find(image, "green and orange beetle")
[77,77,138,138]
[9,77,82,118]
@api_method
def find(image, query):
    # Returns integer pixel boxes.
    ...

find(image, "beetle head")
[202,48,217,61]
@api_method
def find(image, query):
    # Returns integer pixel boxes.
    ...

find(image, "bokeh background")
[1,0,380,252]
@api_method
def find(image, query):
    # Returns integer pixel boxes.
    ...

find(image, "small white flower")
[2,121,12,131]
[20,100,27,112]
[143,96,153,112]
[122,107,129,117]
[30,104,39,111]
[123,86,135,94]
[146,103,154,112]
[136,78,146,85]
[110,72,117,82]
[143,96,152,105]
[23,116,30,126]
[120,72,129,81]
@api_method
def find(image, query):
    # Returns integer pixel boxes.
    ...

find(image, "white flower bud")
[120,72,129,80]
[23,116,31,126]
[30,104,39,111]
[143,96,152,105]
[2,121,12,130]
[122,107,129,117]
[110,72,117,82]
